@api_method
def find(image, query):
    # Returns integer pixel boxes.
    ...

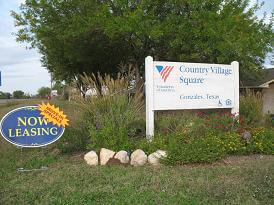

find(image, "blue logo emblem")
[0,106,65,147]
[156,65,174,82]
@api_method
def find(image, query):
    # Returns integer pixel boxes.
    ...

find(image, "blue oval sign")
[0,106,65,147]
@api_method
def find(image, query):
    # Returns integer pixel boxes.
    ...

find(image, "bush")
[166,133,227,164]
[264,114,274,127]
[196,111,241,134]
[141,110,273,165]
[76,72,145,152]
[140,132,229,165]
[141,127,273,165]
[240,89,263,127]
[51,100,90,153]
[155,111,205,136]
[56,73,272,163]
[84,94,144,152]
[57,126,89,153]
[246,128,274,154]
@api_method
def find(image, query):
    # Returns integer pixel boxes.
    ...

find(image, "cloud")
[16,0,25,4]
[0,1,50,95]
[0,45,39,66]
[1,59,50,95]
[5,74,36,78]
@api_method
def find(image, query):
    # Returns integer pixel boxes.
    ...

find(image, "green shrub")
[52,100,90,153]
[84,95,144,152]
[77,72,145,152]
[150,112,242,164]
[141,126,273,165]
[55,72,272,163]
[220,132,246,154]
[202,112,240,133]
[57,125,89,153]
[155,111,206,136]
[240,89,263,127]
[139,134,169,154]
[245,128,274,154]
[166,133,226,164]
[140,109,273,165]
[264,114,274,127]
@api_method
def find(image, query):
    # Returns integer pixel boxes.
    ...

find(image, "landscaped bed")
[0,96,273,204]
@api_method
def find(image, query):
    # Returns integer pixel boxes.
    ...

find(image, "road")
[0,99,32,105]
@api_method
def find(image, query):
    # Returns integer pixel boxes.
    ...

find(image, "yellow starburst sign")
[38,103,69,128]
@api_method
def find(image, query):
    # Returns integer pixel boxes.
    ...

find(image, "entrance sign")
[145,56,239,138]
[0,105,68,147]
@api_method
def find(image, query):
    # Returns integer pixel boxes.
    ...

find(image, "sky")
[0,0,273,95]
[0,0,50,95]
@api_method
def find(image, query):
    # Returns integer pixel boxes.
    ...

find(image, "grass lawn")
[0,100,273,205]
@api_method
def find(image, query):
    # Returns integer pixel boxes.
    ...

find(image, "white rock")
[130,149,147,166]
[156,150,167,158]
[100,148,116,165]
[114,150,130,164]
[84,151,98,166]
[148,150,167,166]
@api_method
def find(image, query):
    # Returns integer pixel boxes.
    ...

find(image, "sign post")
[231,61,239,116]
[145,56,154,139]
[145,56,239,139]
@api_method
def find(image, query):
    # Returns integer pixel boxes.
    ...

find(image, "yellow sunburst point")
[38,103,69,128]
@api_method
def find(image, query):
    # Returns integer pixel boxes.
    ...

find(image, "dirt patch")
[69,152,85,161]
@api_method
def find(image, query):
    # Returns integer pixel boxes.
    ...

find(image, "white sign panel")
[153,61,235,110]
[145,56,239,138]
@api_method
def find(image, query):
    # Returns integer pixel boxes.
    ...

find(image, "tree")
[100,0,274,83]
[0,92,11,99]
[52,81,64,95]
[24,93,31,99]
[12,0,274,86]
[37,87,51,98]
[12,0,129,84]
[13,90,24,99]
